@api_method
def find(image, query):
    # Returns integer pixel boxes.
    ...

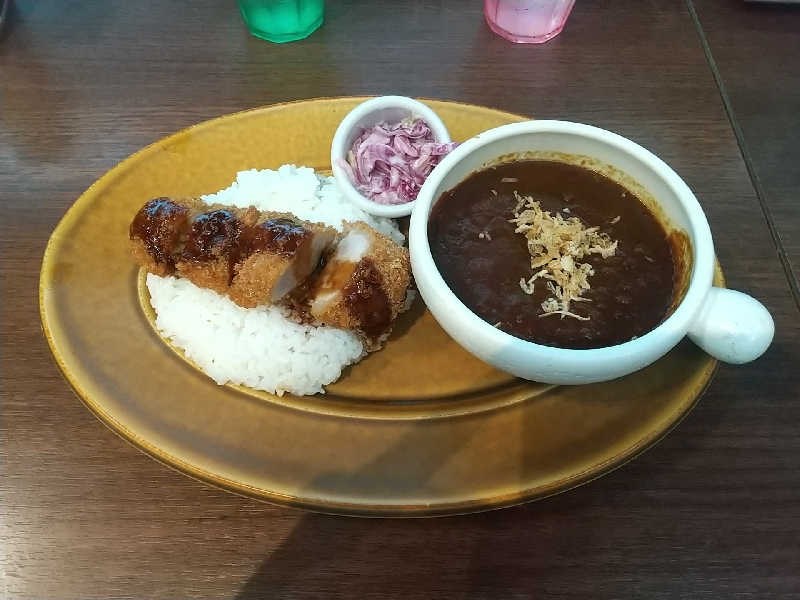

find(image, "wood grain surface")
[691,0,800,302]
[2,1,798,598]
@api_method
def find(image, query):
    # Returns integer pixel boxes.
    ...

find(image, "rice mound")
[146,165,404,396]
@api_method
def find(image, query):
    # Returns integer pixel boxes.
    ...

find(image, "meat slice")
[228,213,337,308]
[175,206,254,294]
[131,198,337,307]
[309,222,410,347]
[129,197,199,276]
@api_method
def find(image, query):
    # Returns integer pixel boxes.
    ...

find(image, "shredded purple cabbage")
[341,118,457,205]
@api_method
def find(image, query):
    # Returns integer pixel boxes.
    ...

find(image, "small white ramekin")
[330,96,452,218]
[409,120,774,385]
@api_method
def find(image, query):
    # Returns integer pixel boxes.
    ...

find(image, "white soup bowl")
[409,120,774,385]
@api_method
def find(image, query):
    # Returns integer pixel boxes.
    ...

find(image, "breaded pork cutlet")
[131,198,413,348]
[309,222,411,348]
[130,198,337,303]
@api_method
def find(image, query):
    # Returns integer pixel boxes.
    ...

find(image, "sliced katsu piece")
[129,197,203,276]
[130,197,337,306]
[228,213,337,308]
[130,197,253,293]
[175,206,257,295]
[309,221,411,348]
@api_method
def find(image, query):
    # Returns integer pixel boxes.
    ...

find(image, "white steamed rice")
[146,165,404,396]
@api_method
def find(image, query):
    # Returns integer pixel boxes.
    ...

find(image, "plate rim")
[39,359,718,517]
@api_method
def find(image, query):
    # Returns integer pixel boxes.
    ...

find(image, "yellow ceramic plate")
[40,98,722,516]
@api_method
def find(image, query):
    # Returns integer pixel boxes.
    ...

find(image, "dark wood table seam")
[686,0,800,310]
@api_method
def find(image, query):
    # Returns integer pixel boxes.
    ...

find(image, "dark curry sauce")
[428,160,681,349]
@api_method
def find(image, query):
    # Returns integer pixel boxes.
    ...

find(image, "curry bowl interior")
[425,134,695,324]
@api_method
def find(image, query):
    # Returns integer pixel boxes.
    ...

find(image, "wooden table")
[2,1,798,597]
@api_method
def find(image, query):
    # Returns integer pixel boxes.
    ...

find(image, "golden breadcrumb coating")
[311,221,410,347]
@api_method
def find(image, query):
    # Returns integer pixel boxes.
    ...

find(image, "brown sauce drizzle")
[343,258,392,339]
[129,197,189,269]
[240,218,311,258]
[181,209,242,264]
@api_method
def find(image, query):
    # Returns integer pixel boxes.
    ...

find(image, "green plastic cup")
[238,0,324,43]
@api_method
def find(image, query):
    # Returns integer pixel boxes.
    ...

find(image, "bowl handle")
[687,287,774,364]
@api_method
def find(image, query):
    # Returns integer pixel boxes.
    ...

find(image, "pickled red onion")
[340,119,457,205]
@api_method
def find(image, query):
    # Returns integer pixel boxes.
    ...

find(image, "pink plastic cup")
[484,0,575,44]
